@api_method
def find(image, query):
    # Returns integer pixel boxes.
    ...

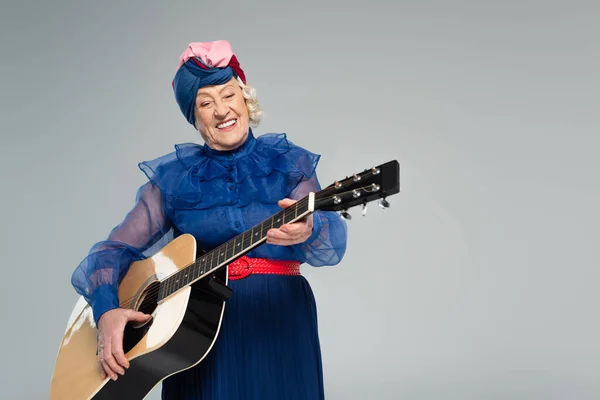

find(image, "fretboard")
[158,193,314,301]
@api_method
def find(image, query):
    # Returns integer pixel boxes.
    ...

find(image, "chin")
[219,135,246,150]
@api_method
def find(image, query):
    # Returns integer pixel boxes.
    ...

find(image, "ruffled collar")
[200,128,257,162]
[173,129,297,182]
[139,129,320,209]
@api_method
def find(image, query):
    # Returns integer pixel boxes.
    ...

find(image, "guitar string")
[117,169,383,310]
[118,188,375,310]
[117,172,383,310]
[117,195,310,309]
[118,176,381,310]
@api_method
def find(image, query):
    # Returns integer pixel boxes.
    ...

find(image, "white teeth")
[217,119,236,129]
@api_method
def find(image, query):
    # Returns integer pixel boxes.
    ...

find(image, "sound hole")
[122,281,160,353]
[137,281,160,316]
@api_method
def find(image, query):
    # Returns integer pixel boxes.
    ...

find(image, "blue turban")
[173,59,241,127]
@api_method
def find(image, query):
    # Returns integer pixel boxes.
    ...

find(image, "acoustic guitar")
[49,160,400,399]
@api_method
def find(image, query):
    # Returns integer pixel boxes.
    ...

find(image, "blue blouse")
[71,130,348,324]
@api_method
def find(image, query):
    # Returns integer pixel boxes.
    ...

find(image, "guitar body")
[50,234,229,400]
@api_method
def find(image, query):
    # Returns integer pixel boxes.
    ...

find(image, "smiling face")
[193,77,250,151]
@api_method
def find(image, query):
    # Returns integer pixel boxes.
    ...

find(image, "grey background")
[1,0,599,399]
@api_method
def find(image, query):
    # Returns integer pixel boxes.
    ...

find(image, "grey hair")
[236,76,263,127]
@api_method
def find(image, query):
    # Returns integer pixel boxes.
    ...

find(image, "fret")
[174,271,181,291]
[236,235,243,255]
[233,235,239,256]
[185,268,190,285]
[193,259,199,280]
[284,207,293,222]
[220,245,226,264]
[273,212,283,229]
[256,226,262,242]
[199,256,206,276]
[188,262,195,282]
[166,276,172,297]
[180,270,186,288]
[243,231,250,249]
[166,276,173,297]
[226,240,233,260]
[182,269,188,286]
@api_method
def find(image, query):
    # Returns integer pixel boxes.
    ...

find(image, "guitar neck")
[158,193,315,300]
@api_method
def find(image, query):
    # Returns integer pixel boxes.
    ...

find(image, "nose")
[214,99,229,119]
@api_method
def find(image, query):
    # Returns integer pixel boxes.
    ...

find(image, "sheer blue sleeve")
[71,182,173,325]
[288,170,348,267]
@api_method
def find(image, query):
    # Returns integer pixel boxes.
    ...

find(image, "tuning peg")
[340,210,352,220]
[378,197,390,209]
[362,203,368,216]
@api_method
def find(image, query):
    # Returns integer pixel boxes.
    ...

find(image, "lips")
[217,119,237,129]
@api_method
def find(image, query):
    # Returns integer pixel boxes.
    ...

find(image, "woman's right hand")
[97,308,152,380]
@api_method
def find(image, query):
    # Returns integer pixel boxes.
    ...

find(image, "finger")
[97,342,108,379]
[103,340,125,378]
[98,348,115,380]
[282,220,314,237]
[129,310,152,322]
[100,359,117,381]
[267,236,306,246]
[266,229,309,246]
[111,331,130,370]
[267,228,294,241]
[98,359,107,380]
[279,224,306,238]
[277,198,297,208]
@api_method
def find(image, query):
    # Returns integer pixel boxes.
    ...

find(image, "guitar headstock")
[314,160,400,219]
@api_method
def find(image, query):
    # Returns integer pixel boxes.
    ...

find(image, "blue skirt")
[161,274,325,400]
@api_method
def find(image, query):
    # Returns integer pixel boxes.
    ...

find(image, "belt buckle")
[228,256,252,280]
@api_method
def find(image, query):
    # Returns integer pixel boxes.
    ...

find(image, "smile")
[217,119,237,129]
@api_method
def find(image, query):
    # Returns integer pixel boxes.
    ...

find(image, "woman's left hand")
[266,198,313,246]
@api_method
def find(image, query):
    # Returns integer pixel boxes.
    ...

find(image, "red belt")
[228,256,301,280]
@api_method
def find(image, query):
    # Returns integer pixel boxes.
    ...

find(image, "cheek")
[233,97,249,118]
[195,111,213,132]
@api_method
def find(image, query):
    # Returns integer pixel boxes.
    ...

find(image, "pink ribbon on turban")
[176,40,246,84]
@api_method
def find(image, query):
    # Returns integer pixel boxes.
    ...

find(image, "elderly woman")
[70,40,348,400]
